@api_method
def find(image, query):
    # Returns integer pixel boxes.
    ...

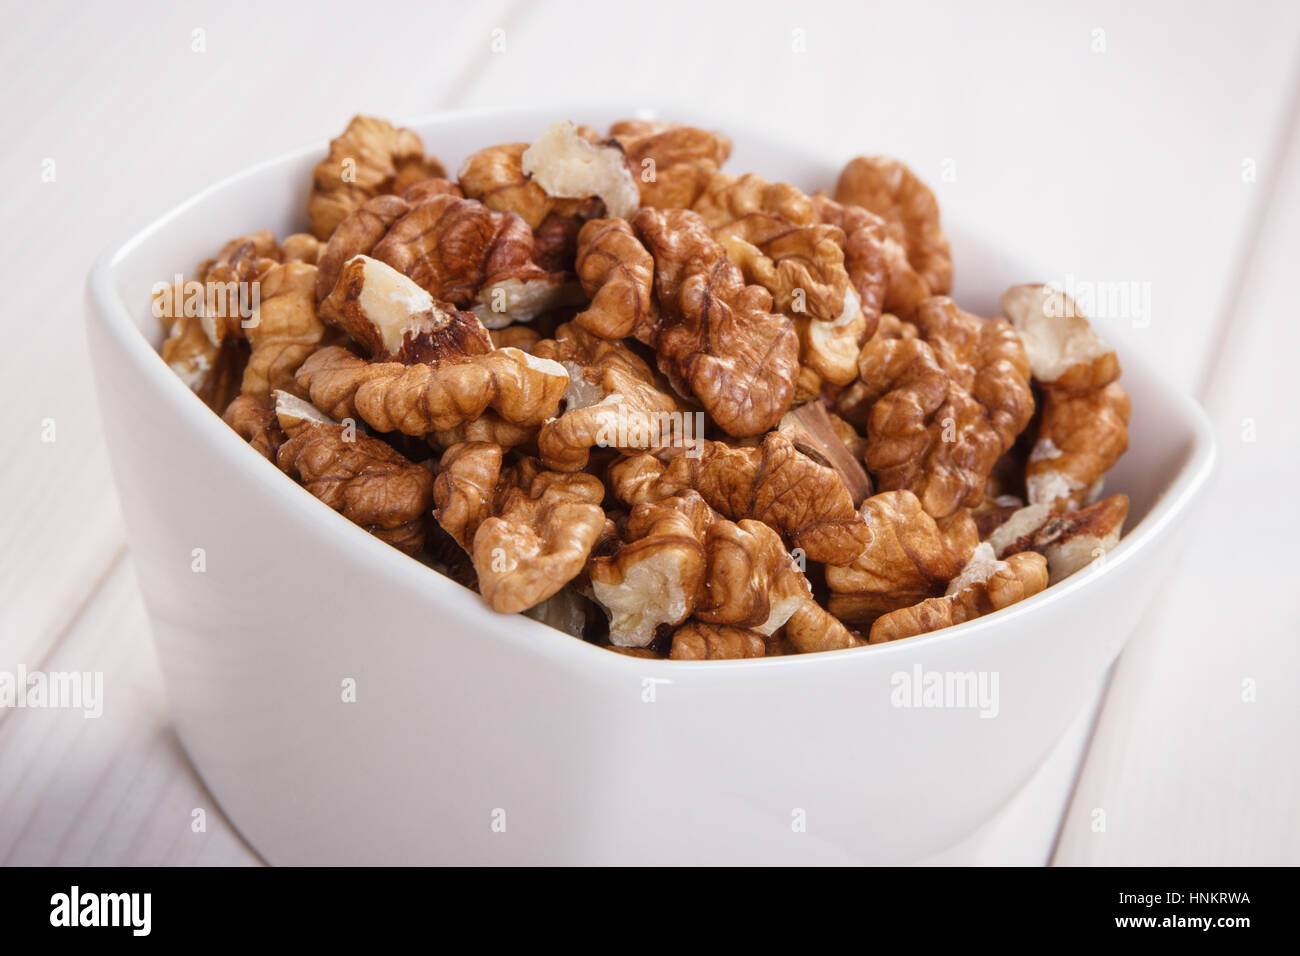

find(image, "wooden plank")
[1054,92,1300,866]
[0,557,259,865]
[0,0,518,674]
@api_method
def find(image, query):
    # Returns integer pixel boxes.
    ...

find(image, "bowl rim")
[85,105,1218,675]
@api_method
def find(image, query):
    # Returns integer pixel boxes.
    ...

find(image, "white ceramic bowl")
[85,107,1215,865]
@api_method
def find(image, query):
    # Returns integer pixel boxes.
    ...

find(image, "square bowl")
[85,106,1215,864]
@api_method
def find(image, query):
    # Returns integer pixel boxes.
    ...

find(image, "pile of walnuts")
[157,115,1132,660]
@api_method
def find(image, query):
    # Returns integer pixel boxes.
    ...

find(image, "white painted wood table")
[2,0,1297,866]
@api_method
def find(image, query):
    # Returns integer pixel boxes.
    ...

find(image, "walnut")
[535,323,686,472]
[458,122,637,231]
[1001,284,1120,390]
[809,195,892,323]
[777,401,872,506]
[607,431,871,565]
[520,121,639,220]
[834,156,952,297]
[633,207,799,437]
[273,391,434,553]
[987,494,1129,585]
[432,441,503,548]
[279,233,322,265]
[852,296,1034,518]
[195,233,279,346]
[222,394,285,460]
[489,325,543,351]
[429,413,538,451]
[868,545,1047,643]
[589,492,856,651]
[371,192,571,328]
[318,255,492,364]
[669,621,767,660]
[609,120,733,209]
[570,218,657,342]
[295,344,569,436]
[1000,285,1130,510]
[471,458,607,613]
[161,312,218,392]
[824,490,978,627]
[316,188,573,329]
[308,115,446,240]
[241,261,326,400]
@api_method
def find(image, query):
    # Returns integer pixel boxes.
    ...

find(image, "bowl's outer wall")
[85,108,1214,864]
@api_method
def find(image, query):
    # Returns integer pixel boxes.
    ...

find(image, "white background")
[1,0,1297,864]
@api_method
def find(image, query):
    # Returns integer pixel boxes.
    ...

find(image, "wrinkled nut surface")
[609,120,733,209]
[670,621,767,660]
[825,490,978,627]
[608,431,872,565]
[319,255,493,364]
[634,207,799,437]
[868,545,1047,643]
[159,114,1138,658]
[458,141,599,231]
[273,391,434,553]
[834,156,952,297]
[242,261,326,400]
[308,115,446,241]
[471,459,606,614]
[850,297,1034,518]
[296,344,568,436]
[571,218,658,342]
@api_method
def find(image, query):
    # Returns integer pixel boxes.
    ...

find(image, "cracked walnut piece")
[834,156,952,297]
[851,296,1034,518]
[1001,284,1130,510]
[432,443,607,612]
[295,344,569,437]
[319,255,492,364]
[470,458,607,614]
[308,116,446,241]
[868,544,1047,643]
[608,431,872,565]
[589,492,858,651]
[273,391,434,554]
[634,207,800,437]
[570,218,658,343]
[317,188,569,329]
[535,322,686,472]
[985,493,1129,585]
[824,490,978,628]
[608,120,733,209]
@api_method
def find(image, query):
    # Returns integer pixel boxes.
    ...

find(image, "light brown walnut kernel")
[432,441,504,549]
[295,344,568,436]
[633,207,799,437]
[608,120,733,209]
[853,297,1034,518]
[825,490,978,627]
[319,255,492,364]
[222,394,285,461]
[1028,383,1130,511]
[471,460,606,613]
[608,431,871,565]
[670,621,767,660]
[868,547,1047,643]
[834,156,952,296]
[273,391,434,554]
[989,494,1129,585]
[241,261,326,400]
[308,116,446,240]
[571,218,658,342]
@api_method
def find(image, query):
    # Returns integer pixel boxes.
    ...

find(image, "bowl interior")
[95,106,1214,661]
